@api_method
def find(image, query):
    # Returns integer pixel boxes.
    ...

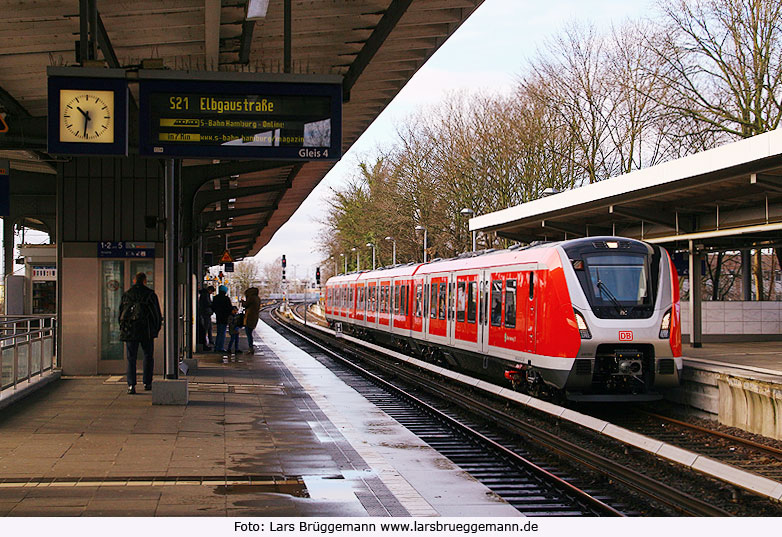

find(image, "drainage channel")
[266,309,630,516]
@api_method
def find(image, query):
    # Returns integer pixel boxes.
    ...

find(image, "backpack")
[235,311,245,328]
[120,296,148,337]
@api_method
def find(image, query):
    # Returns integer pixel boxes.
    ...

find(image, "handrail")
[0,315,58,395]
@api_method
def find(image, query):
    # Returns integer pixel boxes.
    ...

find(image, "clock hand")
[76,106,88,117]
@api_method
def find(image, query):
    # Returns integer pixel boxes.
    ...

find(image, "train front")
[560,238,682,401]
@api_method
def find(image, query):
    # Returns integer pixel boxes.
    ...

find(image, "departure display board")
[138,73,342,160]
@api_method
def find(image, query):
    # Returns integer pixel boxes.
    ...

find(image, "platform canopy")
[0,0,484,259]
[471,130,782,252]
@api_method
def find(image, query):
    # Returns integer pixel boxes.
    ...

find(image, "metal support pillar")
[3,217,13,278]
[741,249,752,300]
[472,230,476,252]
[284,0,292,73]
[688,241,703,348]
[183,244,193,358]
[165,159,178,378]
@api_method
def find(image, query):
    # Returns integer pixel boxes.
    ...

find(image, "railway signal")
[315,267,321,285]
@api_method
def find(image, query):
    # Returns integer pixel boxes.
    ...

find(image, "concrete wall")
[681,300,782,340]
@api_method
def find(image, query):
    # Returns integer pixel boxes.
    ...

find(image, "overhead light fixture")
[246,0,269,20]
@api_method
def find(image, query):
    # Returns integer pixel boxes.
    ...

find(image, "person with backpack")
[118,272,163,394]
[211,285,233,353]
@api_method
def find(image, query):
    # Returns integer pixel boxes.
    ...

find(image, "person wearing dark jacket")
[198,285,215,350]
[118,272,162,394]
[241,287,261,354]
[211,285,233,353]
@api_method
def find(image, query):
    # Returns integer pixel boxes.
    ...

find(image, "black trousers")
[126,339,154,387]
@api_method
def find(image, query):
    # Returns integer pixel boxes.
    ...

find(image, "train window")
[456,282,466,322]
[415,284,422,317]
[490,280,503,326]
[373,285,378,312]
[424,283,429,317]
[505,279,517,329]
[402,285,408,316]
[430,283,438,318]
[529,272,535,300]
[468,281,477,323]
[438,282,447,320]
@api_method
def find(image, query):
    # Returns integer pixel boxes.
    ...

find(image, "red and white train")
[324,237,682,401]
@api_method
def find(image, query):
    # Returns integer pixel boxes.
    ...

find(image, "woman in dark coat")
[241,287,261,354]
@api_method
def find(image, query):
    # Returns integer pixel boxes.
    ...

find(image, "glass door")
[101,260,125,360]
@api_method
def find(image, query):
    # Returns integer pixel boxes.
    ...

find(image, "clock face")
[59,89,114,143]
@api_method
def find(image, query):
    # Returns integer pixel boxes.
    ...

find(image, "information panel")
[138,73,342,160]
[98,241,156,258]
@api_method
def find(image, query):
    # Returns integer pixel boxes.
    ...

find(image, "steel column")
[741,249,752,300]
[3,217,13,278]
[688,241,703,348]
[284,0,291,73]
[165,159,178,378]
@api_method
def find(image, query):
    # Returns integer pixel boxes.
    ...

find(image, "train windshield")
[582,253,653,318]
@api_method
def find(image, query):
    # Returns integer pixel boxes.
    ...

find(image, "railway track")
[592,407,782,482]
[267,306,627,516]
[270,305,736,516]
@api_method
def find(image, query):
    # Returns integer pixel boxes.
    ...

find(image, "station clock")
[59,89,115,143]
[47,67,128,156]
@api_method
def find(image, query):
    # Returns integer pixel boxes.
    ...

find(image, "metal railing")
[0,315,57,394]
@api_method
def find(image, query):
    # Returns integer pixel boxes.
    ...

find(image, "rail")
[0,315,57,396]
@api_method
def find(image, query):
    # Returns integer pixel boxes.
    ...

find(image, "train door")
[454,272,478,350]
[525,270,537,354]
[412,279,424,334]
[478,269,490,354]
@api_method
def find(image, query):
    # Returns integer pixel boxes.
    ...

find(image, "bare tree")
[651,0,782,139]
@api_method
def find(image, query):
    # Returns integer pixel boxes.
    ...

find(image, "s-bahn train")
[324,237,682,402]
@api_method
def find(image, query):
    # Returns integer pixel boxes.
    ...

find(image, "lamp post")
[384,236,396,265]
[414,225,428,262]
[330,256,336,277]
[366,242,376,270]
[460,208,476,252]
[340,253,346,274]
[351,247,359,271]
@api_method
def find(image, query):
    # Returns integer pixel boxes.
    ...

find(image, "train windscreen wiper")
[597,280,626,315]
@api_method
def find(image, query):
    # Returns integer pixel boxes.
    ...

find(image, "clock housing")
[47,68,128,156]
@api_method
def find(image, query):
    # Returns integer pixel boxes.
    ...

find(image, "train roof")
[326,241,560,284]
[324,236,658,286]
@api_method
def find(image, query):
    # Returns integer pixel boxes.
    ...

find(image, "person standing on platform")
[241,287,260,354]
[212,284,233,353]
[118,272,162,394]
[198,285,215,350]
[226,306,242,355]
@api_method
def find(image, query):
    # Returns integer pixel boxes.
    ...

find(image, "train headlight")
[659,309,671,339]
[573,309,592,339]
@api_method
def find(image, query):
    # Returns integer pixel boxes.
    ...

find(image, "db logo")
[618,331,634,341]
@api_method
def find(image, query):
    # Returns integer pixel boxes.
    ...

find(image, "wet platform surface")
[0,320,518,517]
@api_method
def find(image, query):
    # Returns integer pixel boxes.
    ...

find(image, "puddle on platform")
[302,475,356,501]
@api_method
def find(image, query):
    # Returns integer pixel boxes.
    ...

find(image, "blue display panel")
[138,73,342,160]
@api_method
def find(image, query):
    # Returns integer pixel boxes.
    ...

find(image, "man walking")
[212,284,233,353]
[198,285,215,350]
[118,272,163,394]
